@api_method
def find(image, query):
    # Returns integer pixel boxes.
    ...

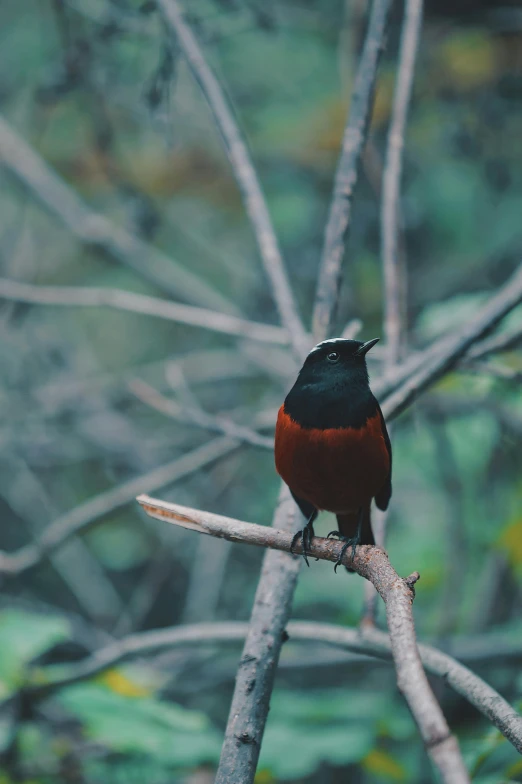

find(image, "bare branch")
[381,0,423,368]
[313,0,393,341]
[379,262,522,416]
[0,114,235,313]
[22,619,522,755]
[137,495,469,780]
[306,623,522,755]
[157,0,309,359]
[459,360,522,383]
[129,378,273,449]
[3,458,125,624]
[0,438,239,577]
[468,326,522,359]
[0,278,290,347]
[214,485,303,783]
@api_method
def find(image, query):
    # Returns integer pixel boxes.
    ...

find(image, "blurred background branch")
[381,0,422,369]
[0,438,240,577]
[313,0,393,342]
[15,619,522,754]
[0,114,235,311]
[0,276,291,344]
[157,0,309,360]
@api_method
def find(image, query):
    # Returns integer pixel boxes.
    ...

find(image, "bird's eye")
[327,351,340,363]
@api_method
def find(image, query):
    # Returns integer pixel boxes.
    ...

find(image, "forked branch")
[137,494,469,782]
[157,0,309,359]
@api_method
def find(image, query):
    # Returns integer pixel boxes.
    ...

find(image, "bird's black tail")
[336,504,374,572]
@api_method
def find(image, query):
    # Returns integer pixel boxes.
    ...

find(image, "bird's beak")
[356,337,380,357]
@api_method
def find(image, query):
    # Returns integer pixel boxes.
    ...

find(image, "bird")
[274,338,392,572]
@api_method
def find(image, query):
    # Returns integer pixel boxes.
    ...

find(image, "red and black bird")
[274,338,391,571]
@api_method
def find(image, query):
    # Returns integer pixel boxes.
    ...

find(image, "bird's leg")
[327,507,364,573]
[290,512,318,567]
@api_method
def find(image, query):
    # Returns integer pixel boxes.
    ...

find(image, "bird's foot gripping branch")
[137,494,470,782]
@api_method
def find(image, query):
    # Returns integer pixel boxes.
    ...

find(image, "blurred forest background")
[1,0,522,782]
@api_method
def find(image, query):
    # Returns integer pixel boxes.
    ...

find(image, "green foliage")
[0,611,69,697]
[259,691,376,778]
[258,689,417,780]
[58,683,222,768]
[86,517,153,571]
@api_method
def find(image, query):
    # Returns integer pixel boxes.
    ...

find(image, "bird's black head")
[284,338,380,429]
[299,337,379,383]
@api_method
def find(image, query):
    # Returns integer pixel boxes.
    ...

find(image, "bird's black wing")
[375,403,392,511]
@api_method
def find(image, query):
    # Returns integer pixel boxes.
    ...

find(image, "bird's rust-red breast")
[275,405,390,514]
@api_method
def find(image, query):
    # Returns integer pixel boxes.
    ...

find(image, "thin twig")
[0,114,235,313]
[374,263,522,403]
[22,619,522,754]
[313,0,393,341]
[0,438,239,577]
[459,360,522,383]
[157,0,309,359]
[468,326,522,360]
[137,495,469,780]
[381,0,423,368]
[0,278,290,346]
[3,458,125,625]
[380,262,522,416]
[128,378,273,449]
[308,623,522,754]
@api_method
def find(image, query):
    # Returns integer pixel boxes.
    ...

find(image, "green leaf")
[0,611,69,697]
[58,683,221,768]
[86,519,152,571]
[362,748,407,781]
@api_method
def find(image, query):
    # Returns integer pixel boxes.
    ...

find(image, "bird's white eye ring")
[327,351,340,363]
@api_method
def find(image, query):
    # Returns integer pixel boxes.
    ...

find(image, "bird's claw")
[290,529,308,566]
[330,535,359,573]
[290,521,318,567]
